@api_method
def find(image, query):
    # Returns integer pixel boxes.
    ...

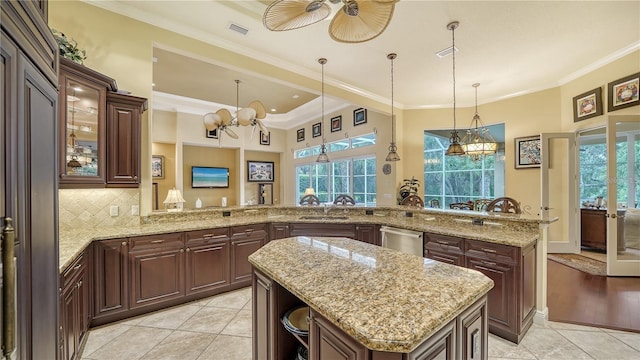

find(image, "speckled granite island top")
[248,236,494,353]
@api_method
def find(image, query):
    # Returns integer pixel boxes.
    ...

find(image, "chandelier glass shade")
[316,57,330,163]
[385,52,400,162]
[461,83,497,161]
[445,21,465,157]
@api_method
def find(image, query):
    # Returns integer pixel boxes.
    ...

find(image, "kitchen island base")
[253,269,489,360]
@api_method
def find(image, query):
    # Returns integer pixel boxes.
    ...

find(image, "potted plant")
[51,29,86,65]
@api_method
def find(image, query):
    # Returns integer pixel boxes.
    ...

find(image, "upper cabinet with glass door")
[59,58,116,188]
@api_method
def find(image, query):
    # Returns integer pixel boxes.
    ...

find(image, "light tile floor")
[81,287,640,360]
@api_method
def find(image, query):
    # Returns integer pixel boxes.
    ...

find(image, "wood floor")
[547,259,640,333]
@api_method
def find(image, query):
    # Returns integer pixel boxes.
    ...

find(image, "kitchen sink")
[298,215,350,220]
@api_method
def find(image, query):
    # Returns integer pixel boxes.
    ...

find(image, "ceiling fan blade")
[329,0,395,43]
[216,108,233,126]
[236,107,256,126]
[203,112,222,131]
[263,0,331,31]
[256,119,269,135]
[248,100,267,119]
[224,127,239,139]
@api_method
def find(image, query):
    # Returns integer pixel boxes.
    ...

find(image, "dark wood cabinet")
[105,92,146,186]
[60,250,89,360]
[424,232,465,266]
[185,228,230,295]
[128,233,185,309]
[231,224,267,285]
[93,238,129,321]
[354,224,379,245]
[289,223,355,237]
[1,4,60,356]
[580,208,626,251]
[310,311,369,360]
[253,270,276,360]
[269,222,290,241]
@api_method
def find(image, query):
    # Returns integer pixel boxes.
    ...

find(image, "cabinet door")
[186,238,230,295]
[465,257,516,337]
[231,238,263,285]
[129,234,185,309]
[61,283,77,360]
[424,233,465,266]
[354,224,379,245]
[93,238,129,319]
[269,223,290,241]
[253,270,276,360]
[77,264,89,345]
[310,311,369,360]
[105,93,146,186]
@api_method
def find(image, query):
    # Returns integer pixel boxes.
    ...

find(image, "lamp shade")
[304,188,315,196]
[163,188,186,212]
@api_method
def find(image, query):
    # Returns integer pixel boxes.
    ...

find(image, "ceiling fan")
[263,0,399,43]
[203,80,268,143]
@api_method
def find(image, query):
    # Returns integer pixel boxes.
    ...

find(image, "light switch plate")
[110,205,119,217]
[131,205,139,216]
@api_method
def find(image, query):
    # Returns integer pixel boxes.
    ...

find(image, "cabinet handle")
[134,175,138,179]
[77,280,83,288]
[186,248,191,252]
[2,217,16,357]
[437,240,449,245]
[180,249,184,253]
[150,239,165,244]
[481,248,497,253]
[482,261,497,266]
[73,264,82,271]
[122,241,127,246]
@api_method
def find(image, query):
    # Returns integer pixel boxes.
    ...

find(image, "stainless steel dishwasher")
[380,226,424,257]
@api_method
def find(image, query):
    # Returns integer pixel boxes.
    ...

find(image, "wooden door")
[354,224,379,245]
[269,223,290,241]
[231,238,263,285]
[310,311,368,360]
[93,238,129,319]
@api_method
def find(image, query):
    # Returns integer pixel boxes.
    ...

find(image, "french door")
[606,115,640,276]
[541,133,579,254]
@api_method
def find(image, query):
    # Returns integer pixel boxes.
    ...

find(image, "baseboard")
[534,308,549,326]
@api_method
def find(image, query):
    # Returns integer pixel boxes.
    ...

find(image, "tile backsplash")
[59,188,140,231]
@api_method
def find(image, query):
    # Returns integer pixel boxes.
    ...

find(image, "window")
[423,131,504,209]
[295,133,375,158]
[296,155,376,205]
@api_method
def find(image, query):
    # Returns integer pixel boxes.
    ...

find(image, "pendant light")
[461,83,497,161]
[445,21,465,156]
[385,53,400,162]
[316,57,330,163]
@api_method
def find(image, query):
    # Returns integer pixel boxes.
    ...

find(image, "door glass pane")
[65,80,99,176]
[615,121,640,262]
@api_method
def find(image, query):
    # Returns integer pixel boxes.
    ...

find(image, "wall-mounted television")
[191,166,229,188]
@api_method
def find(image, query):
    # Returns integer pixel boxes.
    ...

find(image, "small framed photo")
[259,130,270,145]
[206,128,218,139]
[247,160,274,182]
[297,128,305,142]
[331,115,342,132]
[151,155,165,179]
[353,108,367,126]
[312,122,321,138]
[515,135,541,169]
[573,87,603,122]
[608,72,640,112]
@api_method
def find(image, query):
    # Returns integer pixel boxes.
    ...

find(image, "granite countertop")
[248,236,494,353]
[59,210,542,272]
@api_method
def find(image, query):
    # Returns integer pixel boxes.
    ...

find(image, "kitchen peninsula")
[249,236,494,360]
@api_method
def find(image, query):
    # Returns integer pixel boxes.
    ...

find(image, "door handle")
[2,217,16,357]
[541,206,552,210]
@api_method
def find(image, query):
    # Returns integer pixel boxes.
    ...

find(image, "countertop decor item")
[444,21,466,156]
[163,188,185,212]
[51,28,86,64]
[462,83,497,160]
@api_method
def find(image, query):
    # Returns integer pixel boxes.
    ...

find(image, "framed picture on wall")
[331,115,342,132]
[206,128,218,139]
[247,161,274,182]
[260,131,270,145]
[573,87,603,122]
[312,122,321,138]
[151,155,165,179]
[607,72,640,112]
[297,128,305,142]
[514,135,541,169]
[353,108,367,126]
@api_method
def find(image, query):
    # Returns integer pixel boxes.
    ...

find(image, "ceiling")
[92,1,640,130]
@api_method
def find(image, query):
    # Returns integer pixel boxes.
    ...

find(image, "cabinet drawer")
[185,228,230,244]
[62,251,86,288]
[424,233,465,255]
[130,233,184,251]
[230,224,267,240]
[465,239,517,264]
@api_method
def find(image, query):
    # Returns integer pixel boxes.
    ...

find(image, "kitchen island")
[249,236,494,360]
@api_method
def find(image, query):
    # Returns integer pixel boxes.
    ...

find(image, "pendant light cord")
[235,79,240,116]
[321,60,325,144]
[391,54,395,143]
[452,24,456,132]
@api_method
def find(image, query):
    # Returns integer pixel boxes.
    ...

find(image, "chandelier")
[203,80,268,143]
[461,83,497,161]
